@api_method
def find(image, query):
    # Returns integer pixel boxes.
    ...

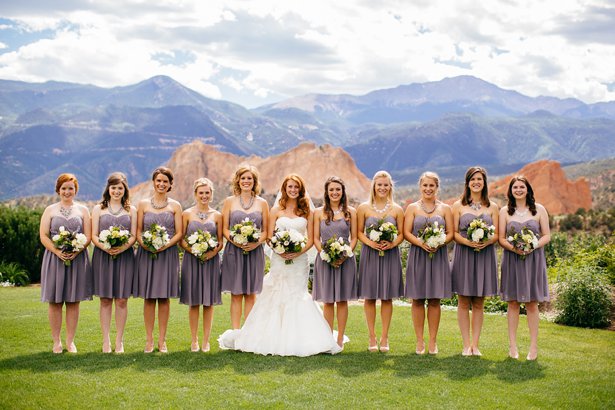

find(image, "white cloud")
[0,0,613,107]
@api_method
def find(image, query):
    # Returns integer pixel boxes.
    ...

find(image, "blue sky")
[0,0,613,108]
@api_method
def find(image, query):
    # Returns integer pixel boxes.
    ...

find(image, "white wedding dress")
[218,216,343,356]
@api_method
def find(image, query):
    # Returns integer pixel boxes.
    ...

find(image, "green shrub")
[554,266,612,328]
[483,296,508,313]
[0,261,31,286]
[0,206,44,282]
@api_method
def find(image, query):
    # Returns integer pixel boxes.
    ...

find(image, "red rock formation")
[131,140,371,206]
[489,160,592,215]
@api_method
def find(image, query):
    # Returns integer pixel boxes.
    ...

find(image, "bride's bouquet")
[99,225,131,259]
[270,228,307,264]
[465,218,496,252]
[418,221,446,259]
[142,223,169,259]
[52,226,88,266]
[366,219,398,256]
[320,236,353,266]
[230,217,262,254]
[506,226,539,260]
[186,229,218,263]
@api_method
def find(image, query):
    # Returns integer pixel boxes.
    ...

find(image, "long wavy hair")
[369,170,394,205]
[279,173,310,218]
[100,172,131,210]
[231,164,261,196]
[323,176,350,225]
[506,175,537,216]
[460,166,490,206]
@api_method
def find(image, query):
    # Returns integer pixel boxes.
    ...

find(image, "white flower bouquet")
[270,228,307,264]
[320,236,353,266]
[418,220,446,259]
[52,226,88,266]
[186,229,218,263]
[99,225,131,259]
[506,226,539,260]
[465,218,496,252]
[142,223,169,259]
[230,217,262,254]
[366,219,398,256]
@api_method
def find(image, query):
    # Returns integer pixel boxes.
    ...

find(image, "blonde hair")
[193,177,214,197]
[369,170,394,205]
[231,165,261,196]
[418,171,440,188]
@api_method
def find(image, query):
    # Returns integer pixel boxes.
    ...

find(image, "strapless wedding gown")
[218,216,343,356]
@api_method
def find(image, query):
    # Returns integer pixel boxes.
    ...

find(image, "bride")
[218,174,343,356]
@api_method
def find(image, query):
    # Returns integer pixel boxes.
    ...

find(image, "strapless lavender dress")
[133,211,180,299]
[450,213,498,297]
[180,220,222,306]
[405,215,452,300]
[91,214,134,299]
[357,216,404,300]
[500,220,549,302]
[312,218,358,303]
[221,210,265,295]
[40,216,93,303]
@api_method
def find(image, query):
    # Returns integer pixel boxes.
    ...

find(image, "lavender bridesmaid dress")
[500,220,549,302]
[450,213,498,297]
[92,214,134,299]
[180,220,222,306]
[357,216,404,300]
[405,215,452,300]
[40,216,93,303]
[220,210,265,295]
[312,218,358,303]
[133,211,180,299]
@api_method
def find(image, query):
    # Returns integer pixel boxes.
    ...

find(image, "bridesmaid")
[357,170,404,352]
[180,178,223,353]
[39,173,92,353]
[91,172,137,353]
[133,167,182,353]
[220,165,269,329]
[404,171,453,355]
[451,166,499,356]
[313,176,358,347]
[498,176,550,361]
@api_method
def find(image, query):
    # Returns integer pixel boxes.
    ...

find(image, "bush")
[0,206,44,282]
[0,261,31,286]
[554,266,612,328]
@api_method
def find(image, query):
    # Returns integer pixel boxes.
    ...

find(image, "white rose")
[369,230,381,242]
[472,228,484,242]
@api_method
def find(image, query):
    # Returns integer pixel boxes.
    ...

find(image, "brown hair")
[460,166,490,207]
[507,175,537,216]
[231,165,261,196]
[55,173,79,194]
[279,174,310,218]
[323,176,350,224]
[152,167,174,192]
[100,172,130,210]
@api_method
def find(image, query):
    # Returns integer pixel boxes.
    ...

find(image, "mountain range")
[0,75,613,200]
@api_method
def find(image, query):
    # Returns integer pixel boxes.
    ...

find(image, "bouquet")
[417,221,446,259]
[230,217,262,254]
[142,223,169,259]
[186,229,218,263]
[465,218,496,252]
[367,219,398,256]
[270,228,307,264]
[320,236,353,266]
[99,225,131,259]
[506,226,539,260]
[52,226,88,266]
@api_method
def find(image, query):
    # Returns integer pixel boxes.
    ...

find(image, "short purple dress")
[221,210,265,295]
[180,220,222,306]
[92,214,134,299]
[133,211,180,299]
[405,215,452,300]
[500,220,549,303]
[357,216,404,300]
[312,218,358,303]
[40,216,93,303]
[450,213,498,297]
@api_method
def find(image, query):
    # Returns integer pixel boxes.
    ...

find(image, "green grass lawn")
[0,286,613,409]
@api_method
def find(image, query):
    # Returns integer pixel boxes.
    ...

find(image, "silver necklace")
[469,201,482,211]
[59,205,73,218]
[372,201,390,215]
[108,203,123,216]
[333,208,342,216]
[419,199,437,214]
[239,194,254,210]
[150,197,168,209]
[515,208,529,217]
[196,210,212,220]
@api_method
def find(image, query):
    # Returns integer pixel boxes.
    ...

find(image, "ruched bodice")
[506,219,541,236]
[50,216,83,235]
[186,220,216,236]
[412,215,445,236]
[458,213,493,239]
[229,210,263,230]
[365,215,397,232]
[98,214,131,232]
[143,211,175,237]
[320,218,350,242]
